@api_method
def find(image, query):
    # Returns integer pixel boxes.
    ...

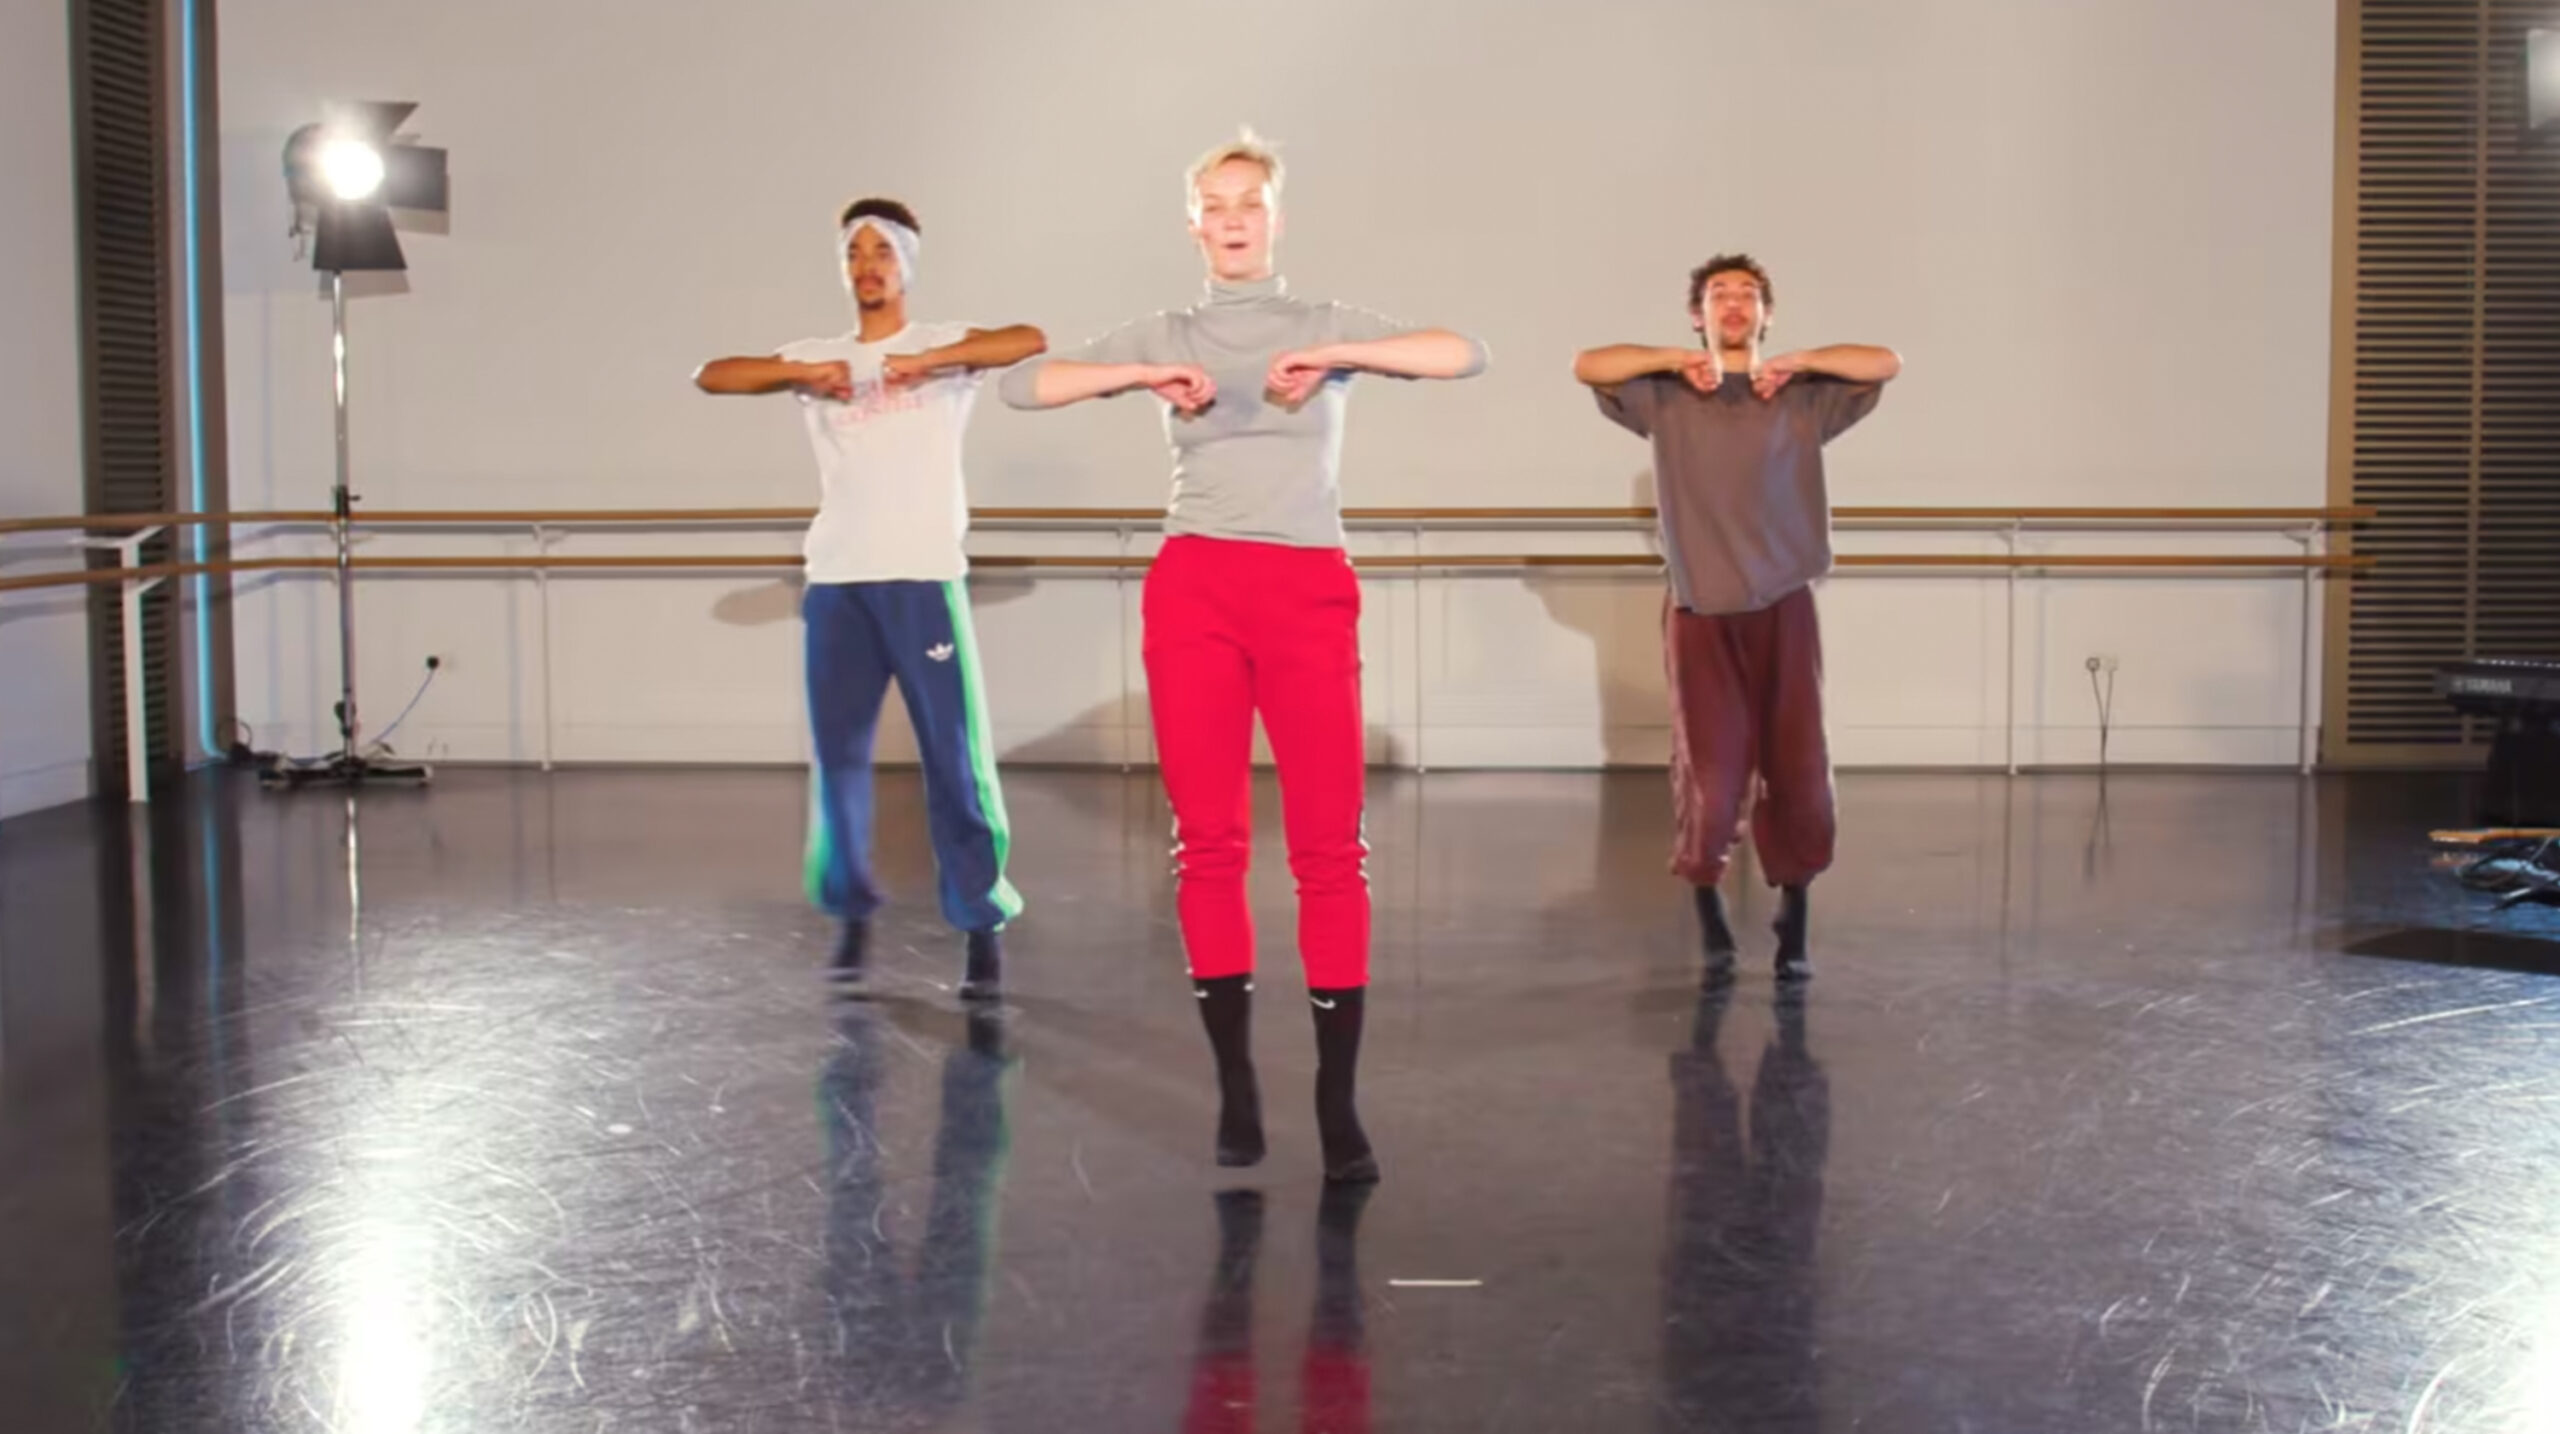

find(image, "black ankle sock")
[1194,975,1264,1167]
[1774,884,1812,981]
[1693,886,1738,980]
[831,920,871,981]
[1309,986,1378,1185]
[1694,886,1738,950]
[960,928,1003,1001]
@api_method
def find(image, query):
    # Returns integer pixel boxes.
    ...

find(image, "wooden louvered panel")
[2473,0,2560,693]
[75,0,182,795]
[2327,0,2560,764]
[2336,0,2477,757]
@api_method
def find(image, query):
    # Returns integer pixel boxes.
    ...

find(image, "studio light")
[266,101,450,792]
[282,100,447,274]
[319,137,385,202]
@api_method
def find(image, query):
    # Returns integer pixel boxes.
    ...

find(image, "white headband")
[839,215,920,286]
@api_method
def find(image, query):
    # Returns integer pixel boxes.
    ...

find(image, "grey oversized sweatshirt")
[1595,371,1883,615]
[998,275,1488,548]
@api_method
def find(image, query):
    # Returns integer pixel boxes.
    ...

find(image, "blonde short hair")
[1186,127,1284,214]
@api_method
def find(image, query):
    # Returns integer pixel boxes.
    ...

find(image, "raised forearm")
[1795,344,1903,383]
[1572,344,1689,388]
[927,324,1049,372]
[998,359,1158,410]
[1324,329,1489,380]
[693,357,813,395]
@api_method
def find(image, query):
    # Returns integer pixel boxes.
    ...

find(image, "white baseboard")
[0,758,91,820]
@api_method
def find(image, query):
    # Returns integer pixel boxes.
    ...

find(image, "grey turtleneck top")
[999,275,1488,548]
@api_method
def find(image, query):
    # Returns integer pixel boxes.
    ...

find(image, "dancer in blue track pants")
[695,197,1046,997]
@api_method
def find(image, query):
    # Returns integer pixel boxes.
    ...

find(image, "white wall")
[0,0,93,817]
[218,0,2336,770]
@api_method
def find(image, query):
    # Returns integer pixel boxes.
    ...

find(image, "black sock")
[1693,885,1739,981]
[831,919,871,982]
[1774,884,1812,982]
[1309,986,1379,1185]
[960,928,1003,1001]
[1194,975,1264,1167]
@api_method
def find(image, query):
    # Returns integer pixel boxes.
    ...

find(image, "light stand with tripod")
[263,103,447,791]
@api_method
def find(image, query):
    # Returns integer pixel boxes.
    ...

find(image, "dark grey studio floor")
[4,766,2559,1434]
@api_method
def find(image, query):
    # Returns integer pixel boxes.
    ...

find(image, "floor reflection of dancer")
[1660,990,1831,1430]
[1183,1186,1374,1434]
[1001,130,1487,1182]
[817,1002,1017,1422]
[1574,254,1899,984]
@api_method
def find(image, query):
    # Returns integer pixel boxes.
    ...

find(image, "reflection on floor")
[3,768,2556,1432]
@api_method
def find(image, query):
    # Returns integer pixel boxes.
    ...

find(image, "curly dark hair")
[1687,253,1770,313]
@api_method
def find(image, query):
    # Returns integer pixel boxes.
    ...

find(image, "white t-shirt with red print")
[776,320,982,584]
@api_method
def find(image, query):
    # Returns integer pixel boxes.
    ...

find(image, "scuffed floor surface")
[4,768,2559,1432]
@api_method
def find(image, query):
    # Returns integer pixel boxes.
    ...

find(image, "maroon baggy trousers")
[1663,585,1836,888]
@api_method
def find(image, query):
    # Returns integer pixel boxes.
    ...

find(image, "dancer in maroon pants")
[1574,254,1900,984]
[1001,130,1487,1182]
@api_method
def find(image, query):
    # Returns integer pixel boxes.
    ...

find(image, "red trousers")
[1665,586,1836,887]
[1182,1351,1370,1434]
[1143,536,1369,987]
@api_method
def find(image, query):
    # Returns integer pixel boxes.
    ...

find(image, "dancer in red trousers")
[1575,254,1899,985]
[1001,130,1486,1183]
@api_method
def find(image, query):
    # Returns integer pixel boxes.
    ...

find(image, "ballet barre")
[0,548,2372,592]
[1,504,2370,796]
[0,503,2374,536]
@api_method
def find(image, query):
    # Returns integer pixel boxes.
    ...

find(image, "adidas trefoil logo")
[927,643,955,663]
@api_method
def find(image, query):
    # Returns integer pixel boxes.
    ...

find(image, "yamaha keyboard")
[2438,658,2560,826]
[2437,658,2560,716]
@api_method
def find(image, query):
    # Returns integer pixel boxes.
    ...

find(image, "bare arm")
[885,325,1049,386]
[1777,344,1903,384]
[694,356,846,398]
[948,324,1048,370]
[1572,344,1695,388]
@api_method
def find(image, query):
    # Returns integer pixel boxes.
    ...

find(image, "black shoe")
[1310,987,1379,1185]
[1216,1069,1267,1168]
[1693,885,1739,986]
[830,919,871,988]
[1195,975,1266,1167]
[1774,884,1812,984]
[959,928,1004,1002]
